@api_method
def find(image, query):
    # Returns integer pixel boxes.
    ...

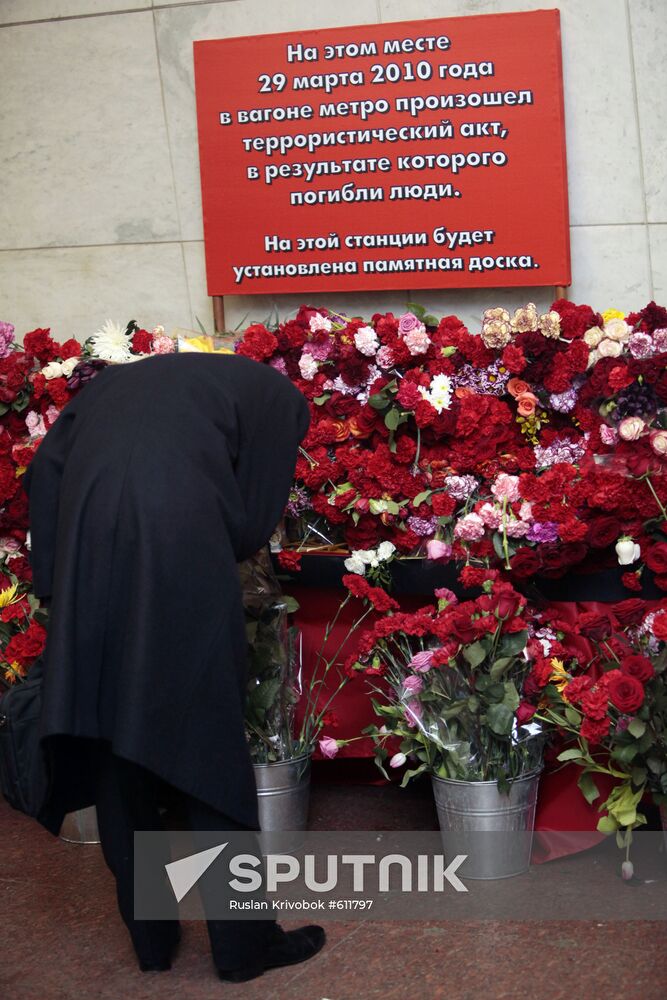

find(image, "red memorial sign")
[194,10,570,296]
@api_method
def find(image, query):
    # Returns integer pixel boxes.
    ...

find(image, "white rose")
[604,318,630,342]
[41,361,63,380]
[358,549,376,565]
[60,357,80,377]
[583,327,604,348]
[597,338,623,358]
[618,416,645,441]
[615,537,640,565]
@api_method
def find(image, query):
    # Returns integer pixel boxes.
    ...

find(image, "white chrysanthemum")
[87,320,133,363]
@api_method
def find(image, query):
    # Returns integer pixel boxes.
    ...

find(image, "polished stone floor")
[1,765,665,1000]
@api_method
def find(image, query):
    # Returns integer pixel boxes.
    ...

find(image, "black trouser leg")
[182,791,275,972]
[94,746,180,967]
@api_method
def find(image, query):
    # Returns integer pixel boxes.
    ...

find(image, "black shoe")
[218,924,326,983]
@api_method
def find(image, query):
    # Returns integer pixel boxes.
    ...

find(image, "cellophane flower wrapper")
[239,549,304,763]
[395,667,544,785]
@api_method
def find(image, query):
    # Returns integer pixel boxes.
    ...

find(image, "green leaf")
[492,532,507,562]
[384,408,400,431]
[486,702,514,736]
[412,490,432,507]
[489,657,513,681]
[400,764,428,787]
[558,748,587,763]
[502,681,520,712]
[424,314,439,328]
[463,641,488,668]
[564,706,582,727]
[577,771,600,805]
[498,631,529,657]
[627,718,646,739]
[313,394,331,406]
[282,596,300,614]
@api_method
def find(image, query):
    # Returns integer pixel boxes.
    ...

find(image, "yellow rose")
[602,308,625,324]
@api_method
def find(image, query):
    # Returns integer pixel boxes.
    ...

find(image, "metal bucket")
[254,754,311,833]
[431,768,542,879]
[59,806,100,844]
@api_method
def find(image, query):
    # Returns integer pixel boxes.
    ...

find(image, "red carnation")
[580,717,611,744]
[237,324,278,362]
[23,328,59,363]
[277,550,302,573]
[59,339,82,360]
[580,685,609,720]
[431,493,456,517]
[607,673,645,714]
[396,380,422,410]
[131,329,154,354]
[3,620,47,667]
[622,571,643,593]
[562,675,593,704]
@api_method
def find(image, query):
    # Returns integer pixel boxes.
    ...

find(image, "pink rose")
[319,737,340,759]
[408,650,434,673]
[403,675,424,695]
[404,701,423,727]
[650,430,667,457]
[426,539,452,561]
[398,312,420,334]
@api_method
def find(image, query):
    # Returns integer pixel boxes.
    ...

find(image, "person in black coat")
[22,351,324,982]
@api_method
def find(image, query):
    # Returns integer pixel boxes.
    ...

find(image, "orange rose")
[516,392,538,416]
[333,420,350,442]
[507,377,530,398]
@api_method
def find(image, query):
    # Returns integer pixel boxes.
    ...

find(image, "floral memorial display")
[1,300,667,848]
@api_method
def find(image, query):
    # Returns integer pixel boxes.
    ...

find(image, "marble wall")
[0,0,664,341]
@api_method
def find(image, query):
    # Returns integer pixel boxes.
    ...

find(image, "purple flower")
[66,358,109,389]
[628,333,654,359]
[444,475,478,501]
[527,522,559,544]
[548,387,578,413]
[407,516,437,537]
[398,312,420,335]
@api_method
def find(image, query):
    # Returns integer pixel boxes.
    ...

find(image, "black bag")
[0,659,50,817]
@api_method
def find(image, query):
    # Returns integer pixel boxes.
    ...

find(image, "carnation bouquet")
[350,576,544,788]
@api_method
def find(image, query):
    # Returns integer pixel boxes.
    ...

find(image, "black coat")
[22,353,309,833]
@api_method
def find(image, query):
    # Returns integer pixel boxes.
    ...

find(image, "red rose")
[651,611,667,641]
[621,654,654,683]
[578,610,616,641]
[586,515,622,549]
[516,701,536,725]
[607,673,645,714]
[580,717,611,744]
[611,599,649,627]
[645,542,667,574]
[449,609,477,644]
[509,548,541,579]
[277,550,301,573]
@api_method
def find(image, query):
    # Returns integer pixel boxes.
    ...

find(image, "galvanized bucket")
[431,768,542,879]
[59,806,100,844]
[254,754,311,832]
